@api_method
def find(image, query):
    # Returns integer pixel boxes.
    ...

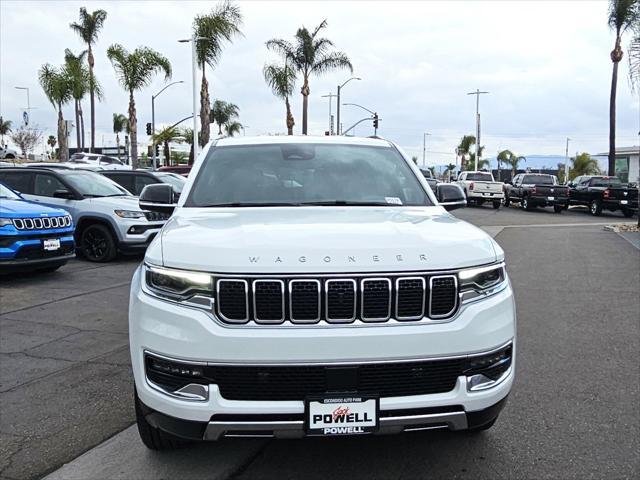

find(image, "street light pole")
[336,77,361,135]
[14,86,31,125]
[564,138,571,184]
[422,132,431,167]
[179,36,204,163]
[151,80,184,170]
[467,89,489,170]
[321,93,337,134]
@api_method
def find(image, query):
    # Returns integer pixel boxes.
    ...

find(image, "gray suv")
[0,168,169,262]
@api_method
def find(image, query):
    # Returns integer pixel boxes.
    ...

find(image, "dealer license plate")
[483,192,492,196]
[621,200,628,205]
[43,239,61,251]
[306,396,378,436]
[547,196,555,201]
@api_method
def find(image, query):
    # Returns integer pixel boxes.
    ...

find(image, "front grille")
[205,358,466,401]
[12,215,72,230]
[13,242,74,260]
[214,272,459,325]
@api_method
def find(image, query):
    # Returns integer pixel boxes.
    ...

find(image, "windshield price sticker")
[307,397,378,435]
[385,197,403,205]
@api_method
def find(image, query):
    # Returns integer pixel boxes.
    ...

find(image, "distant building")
[596,146,639,184]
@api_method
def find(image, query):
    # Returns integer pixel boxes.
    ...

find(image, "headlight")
[458,263,507,304]
[0,218,14,227]
[144,264,212,302]
[114,209,146,219]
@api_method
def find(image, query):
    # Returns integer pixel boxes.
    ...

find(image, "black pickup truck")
[568,175,638,217]
[504,173,569,213]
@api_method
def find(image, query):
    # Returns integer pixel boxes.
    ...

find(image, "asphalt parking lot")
[1,205,638,480]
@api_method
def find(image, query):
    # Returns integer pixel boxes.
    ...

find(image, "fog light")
[148,357,203,378]
[465,345,512,392]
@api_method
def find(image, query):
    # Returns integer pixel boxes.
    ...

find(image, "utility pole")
[467,89,489,170]
[564,138,571,184]
[422,132,431,167]
[321,93,337,134]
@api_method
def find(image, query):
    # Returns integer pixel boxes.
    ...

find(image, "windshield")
[63,172,128,197]
[591,177,622,187]
[156,172,186,192]
[522,175,555,185]
[186,143,433,207]
[466,173,493,181]
[0,183,20,200]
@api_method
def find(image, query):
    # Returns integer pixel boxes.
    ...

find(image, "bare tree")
[10,126,43,158]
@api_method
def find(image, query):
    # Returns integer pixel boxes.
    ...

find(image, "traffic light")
[373,113,379,130]
[146,123,152,135]
[155,144,160,157]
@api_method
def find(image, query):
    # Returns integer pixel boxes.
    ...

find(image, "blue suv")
[0,182,75,272]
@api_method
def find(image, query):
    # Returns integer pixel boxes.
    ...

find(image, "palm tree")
[64,49,91,150]
[267,19,353,134]
[456,135,476,171]
[151,125,181,166]
[446,163,456,181]
[39,64,73,161]
[629,26,640,90]
[47,135,57,159]
[193,1,243,147]
[570,153,601,179]
[607,0,639,175]
[224,121,243,137]
[0,119,11,147]
[107,44,172,169]
[263,62,296,135]
[112,113,127,161]
[211,99,240,135]
[70,7,107,152]
[428,166,436,178]
[497,149,526,177]
[181,127,196,165]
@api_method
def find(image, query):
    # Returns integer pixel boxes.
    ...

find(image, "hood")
[157,206,498,273]
[0,198,69,217]
[87,195,140,209]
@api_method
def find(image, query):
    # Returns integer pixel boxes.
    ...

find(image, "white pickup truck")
[456,171,504,209]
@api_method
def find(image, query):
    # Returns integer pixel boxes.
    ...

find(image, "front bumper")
[115,220,164,251]
[129,266,516,436]
[0,233,75,269]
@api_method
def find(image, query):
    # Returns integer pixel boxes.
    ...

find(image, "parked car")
[157,164,191,177]
[504,173,568,213]
[129,135,513,450]
[0,168,168,262]
[0,146,18,160]
[456,171,504,209]
[100,170,186,197]
[69,152,132,170]
[0,182,74,273]
[24,162,104,172]
[568,175,638,217]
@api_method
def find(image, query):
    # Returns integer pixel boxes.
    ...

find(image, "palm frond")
[38,63,72,109]
[194,1,243,68]
[629,28,640,91]
[263,63,297,99]
[311,52,353,75]
[70,7,107,44]
[608,0,639,34]
[113,113,127,134]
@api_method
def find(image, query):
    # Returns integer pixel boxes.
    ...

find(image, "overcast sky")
[1,0,638,165]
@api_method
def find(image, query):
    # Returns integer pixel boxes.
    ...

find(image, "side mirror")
[436,184,466,211]
[53,189,75,200]
[139,183,176,214]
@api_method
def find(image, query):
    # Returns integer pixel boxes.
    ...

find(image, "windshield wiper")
[199,202,304,207]
[298,200,397,206]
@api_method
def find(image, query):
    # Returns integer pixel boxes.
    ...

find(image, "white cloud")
[0,0,637,164]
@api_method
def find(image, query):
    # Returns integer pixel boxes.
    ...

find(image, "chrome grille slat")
[13,219,24,229]
[216,280,249,323]
[396,277,426,320]
[24,218,34,229]
[325,279,356,323]
[429,275,458,318]
[289,279,321,324]
[361,278,391,322]
[253,280,285,324]
[42,217,51,228]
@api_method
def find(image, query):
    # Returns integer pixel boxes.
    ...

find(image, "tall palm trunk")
[128,90,138,169]
[57,107,68,162]
[188,142,194,165]
[74,100,81,149]
[199,67,211,147]
[285,97,294,135]
[608,32,623,176]
[79,102,85,150]
[88,46,96,152]
[301,75,309,135]
[163,141,170,166]
[116,133,121,161]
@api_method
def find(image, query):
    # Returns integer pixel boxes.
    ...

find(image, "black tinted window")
[34,174,66,197]
[103,174,134,193]
[522,175,554,185]
[134,175,158,195]
[0,172,33,194]
[591,177,621,187]
[466,173,493,181]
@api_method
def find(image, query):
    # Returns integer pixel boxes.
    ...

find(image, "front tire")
[590,200,602,216]
[553,205,563,214]
[522,197,533,211]
[79,224,117,262]
[135,388,188,451]
[503,196,510,207]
